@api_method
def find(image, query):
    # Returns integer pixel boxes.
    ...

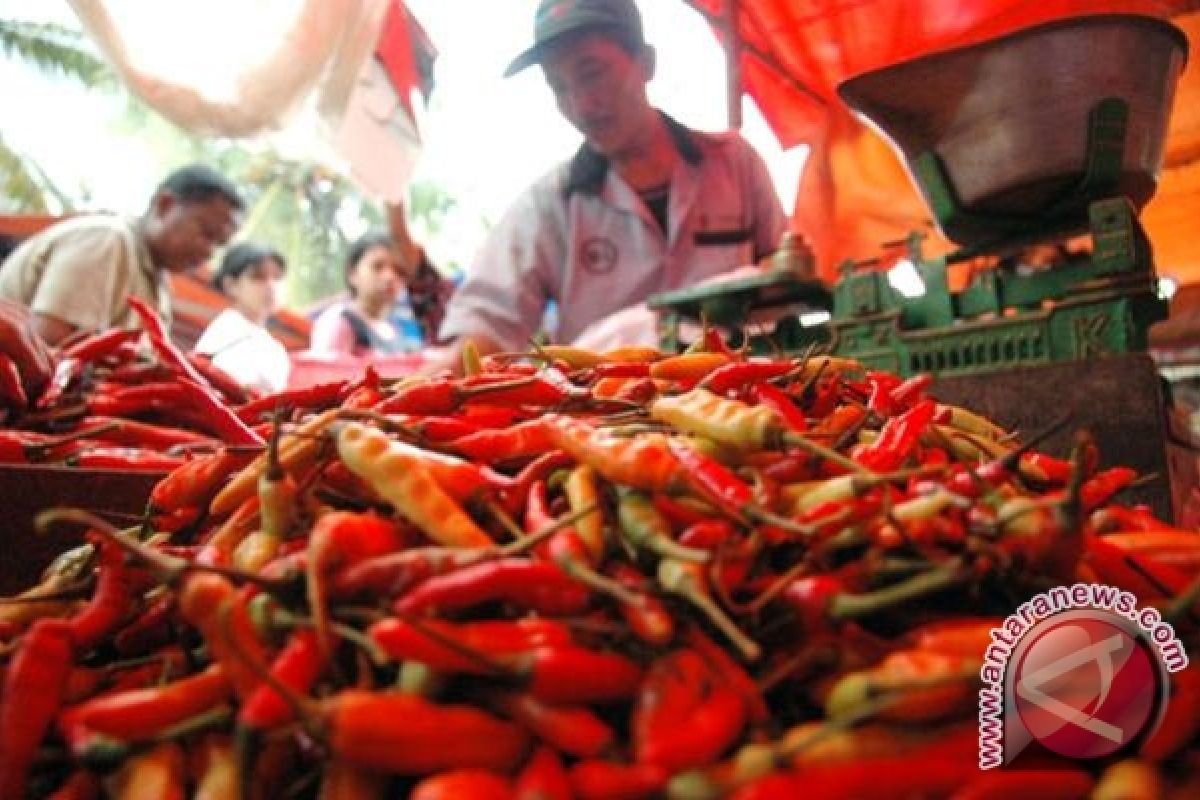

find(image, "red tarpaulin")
[690,0,1200,282]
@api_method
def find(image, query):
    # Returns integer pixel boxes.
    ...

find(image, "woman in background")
[194,241,290,393]
[309,202,454,357]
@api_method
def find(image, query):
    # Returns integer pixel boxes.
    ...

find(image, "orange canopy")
[692,0,1200,282]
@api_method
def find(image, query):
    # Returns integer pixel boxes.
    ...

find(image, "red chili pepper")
[0,352,28,409]
[593,361,652,379]
[306,512,405,657]
[466,369,586,408]
[0,428,106,464]
[375,375,544,415]
[0,618,74,799]
[1017,452,1074,485]
[855,398,938,472]
[609,562,675,646]
[83,416,216,450]
[450,419,558,462]
[666,438,754,517]
[640,683,745,771]
[113,593,177,656]
[238,629,323,731]
[235,380,348,423]
[1080,466,1138,510]
[569,760,667,800]
[69,539,140,654]
[411,769,515,800]
[187,352,251,404]
[69,448,187,471]
[632,650,709,761]
[1083,535,1189,599]
[403,414,483,442]
[149,449,254,512]
[701,360,793,394]
[729,773,806,800]
[750,382,808,432]
[1142,664,1200,761]
[45,770,101,800]
[951,768,1094,800]
[62,328,142,364]
[174,377,264,447]
[493,690,616,758]
[863,370,904,416]
[325,690,530,775]
[369,617,573,674]
[652,494,714,527]
[58,664,231,750]
[395,559,591,617]
[780,574,845,633]
[127,296,211,386]
[178,575,268,699]
[685,627,769,723]
[888,373,933,410]
[515,746,572,800]
[515,645,644,704]
[87,381,192,417]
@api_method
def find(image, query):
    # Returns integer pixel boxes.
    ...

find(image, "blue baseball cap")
[504,0,645,77]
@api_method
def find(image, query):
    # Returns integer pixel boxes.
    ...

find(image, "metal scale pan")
[838,14,1188,246]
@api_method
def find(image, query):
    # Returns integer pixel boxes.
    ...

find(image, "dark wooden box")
[0,465,164,594]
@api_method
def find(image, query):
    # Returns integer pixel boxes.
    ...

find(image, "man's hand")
[0,299,54,405]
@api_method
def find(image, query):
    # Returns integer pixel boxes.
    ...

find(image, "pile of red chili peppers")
[2,327,1200,799]
[0,297,271,473]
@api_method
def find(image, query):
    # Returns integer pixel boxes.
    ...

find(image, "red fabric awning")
[690,0,1200,280]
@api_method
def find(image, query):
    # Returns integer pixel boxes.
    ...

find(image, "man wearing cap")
[436,0,786,360]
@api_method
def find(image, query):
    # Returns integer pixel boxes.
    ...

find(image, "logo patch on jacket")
[579,236,619,275]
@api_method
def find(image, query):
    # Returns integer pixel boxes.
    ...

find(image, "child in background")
[194,242,290,393]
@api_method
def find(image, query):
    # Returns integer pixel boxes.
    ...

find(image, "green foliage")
[0,18,111,88]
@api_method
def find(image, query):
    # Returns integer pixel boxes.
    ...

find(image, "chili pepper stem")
[659,560,761,662]
[149,705,233,745]
[556,554,646,609]
[497,502,601,556]
[36,508,291,593]
[830,558,966,620]
[256,602,388,667]
[216,599,322,732]
[781,432,872,475]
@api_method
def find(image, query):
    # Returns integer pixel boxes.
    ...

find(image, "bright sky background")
[0,0,805,269]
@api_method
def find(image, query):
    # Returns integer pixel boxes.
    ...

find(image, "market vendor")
[0,163,243,346]
[435,0,786,364]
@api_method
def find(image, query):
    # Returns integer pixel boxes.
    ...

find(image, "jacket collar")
[563,112,702,197]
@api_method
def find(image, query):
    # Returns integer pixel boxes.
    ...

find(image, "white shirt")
[439,116,787,351]
[0,215,172,332]
[194,308,290,394]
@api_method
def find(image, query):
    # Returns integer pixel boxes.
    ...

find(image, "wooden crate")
[0,465,163,594]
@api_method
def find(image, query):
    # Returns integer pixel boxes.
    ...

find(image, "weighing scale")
[648,14,1191,519]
